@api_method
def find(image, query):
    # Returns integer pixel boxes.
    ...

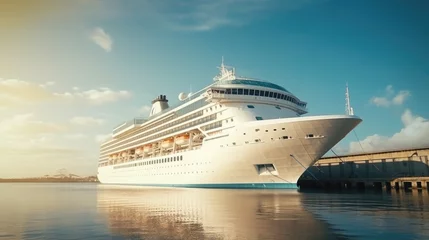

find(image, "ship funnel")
[149,94,169,117]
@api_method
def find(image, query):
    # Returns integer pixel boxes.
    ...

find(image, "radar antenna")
[345,83,354,115]
[213,57,236,81]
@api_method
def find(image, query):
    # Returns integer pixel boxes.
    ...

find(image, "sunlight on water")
[0,183,429,240]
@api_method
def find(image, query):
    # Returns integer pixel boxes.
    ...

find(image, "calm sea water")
[1,183,429,240]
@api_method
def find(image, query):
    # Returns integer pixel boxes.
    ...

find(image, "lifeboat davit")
[193,134,204,143]
[175,134,190,145]
[161,138,174,148]
[143,145,152,153]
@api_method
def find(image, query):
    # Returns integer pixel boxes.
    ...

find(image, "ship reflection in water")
[2,183,428,240]
[96,185,338,240]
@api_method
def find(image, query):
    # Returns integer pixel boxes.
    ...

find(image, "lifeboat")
[143,145,152,153]
[112,154,117,160]
[135,147,143,155]
[121,152,128,157]
[161,138,174,148]
[175,134,190,145]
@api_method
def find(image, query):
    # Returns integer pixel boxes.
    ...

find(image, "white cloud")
[0,78,54,107]
[0,113,66,136]
[370,97,391,107]
[90,27,113,52]
[95,133,112,143]
[392,90,411,105]
[39,81,55,88]
[56,87,131,105]
[349,109,429,153]
[70,116,105,126]
[1,78,131,109]
[370,85,410,107]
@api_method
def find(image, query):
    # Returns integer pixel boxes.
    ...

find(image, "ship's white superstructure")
[97,59,362,188]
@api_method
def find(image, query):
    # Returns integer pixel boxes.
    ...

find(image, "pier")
[298,147,429,190]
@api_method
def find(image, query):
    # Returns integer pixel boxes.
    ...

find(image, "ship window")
[269,92,273,97]
[273,129,277,131]
[255,90,260,96]
[238,89,243,94]
[265,91,269,97]
[174,156,177,161]
[180,155,183,160]
[282,128,285,130]
[260,90,265,96]
[244,89,249,95]
[275,106,281,110]
[273,92,278,98]
[232,89,237,95]
[307,134,314,138]
[249,89,254,95]
[226,89,231,94]
[255,116,263,120]
[255,129,260,132]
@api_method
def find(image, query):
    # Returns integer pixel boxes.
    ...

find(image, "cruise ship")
[97,59,362,188]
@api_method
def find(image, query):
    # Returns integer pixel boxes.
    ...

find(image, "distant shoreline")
[0,177,99,183]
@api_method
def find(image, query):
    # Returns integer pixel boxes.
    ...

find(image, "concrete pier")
[298,147,429,190]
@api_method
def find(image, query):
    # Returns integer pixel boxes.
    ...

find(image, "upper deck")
[102,58,308,144]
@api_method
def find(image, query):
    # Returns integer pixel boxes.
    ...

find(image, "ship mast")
[345,83,354,115]
[213,57,236,81]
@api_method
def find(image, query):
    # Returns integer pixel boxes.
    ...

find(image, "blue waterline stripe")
[101,182,298,189]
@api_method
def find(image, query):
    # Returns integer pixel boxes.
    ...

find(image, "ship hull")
[97,115,361,189]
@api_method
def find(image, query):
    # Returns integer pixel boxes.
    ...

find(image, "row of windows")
[220,135,293,147]
[113,155,184,169]
[103,98,209,149]
[211,88,306,108]
[202,120,223,131]
[102,110,203,151]
[112,170,215,176]
[101,113,218,156]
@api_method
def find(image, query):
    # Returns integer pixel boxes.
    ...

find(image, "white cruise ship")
[97,59,362,188]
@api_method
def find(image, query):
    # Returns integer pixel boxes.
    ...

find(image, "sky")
[0,0,428,178]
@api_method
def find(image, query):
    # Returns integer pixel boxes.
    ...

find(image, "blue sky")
[0,0,428,177]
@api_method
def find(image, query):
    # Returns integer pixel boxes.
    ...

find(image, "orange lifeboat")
[175,134,190,145]
[121,152,128,157]
[143,145,152,153]
[161,138,174,148]
[135,147,143,155]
